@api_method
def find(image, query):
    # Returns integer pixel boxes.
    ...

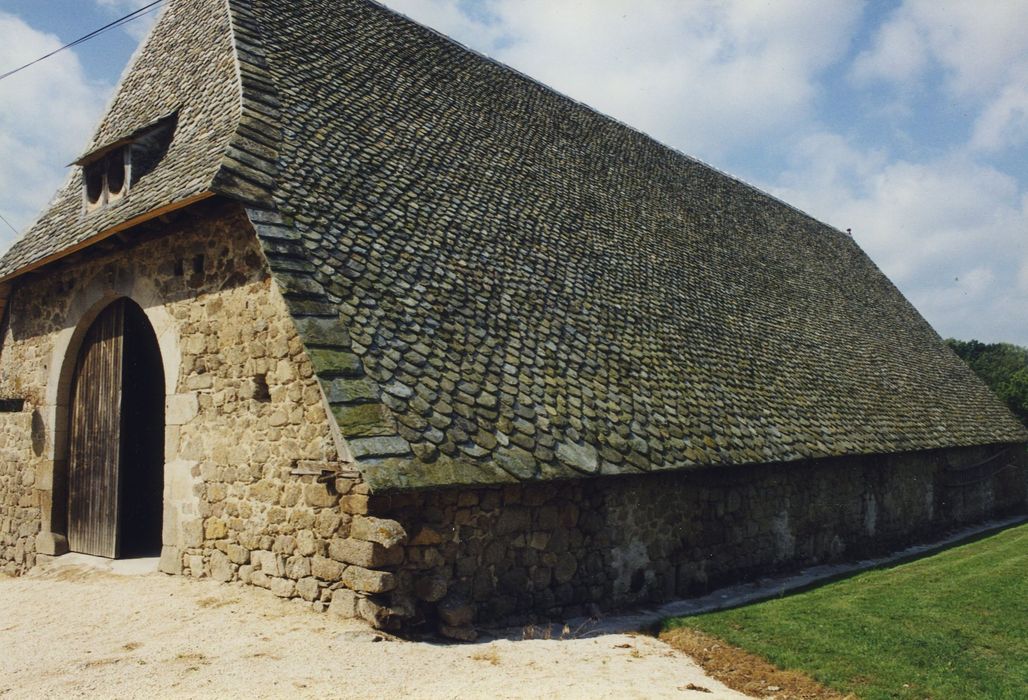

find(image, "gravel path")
[0,562,747,699]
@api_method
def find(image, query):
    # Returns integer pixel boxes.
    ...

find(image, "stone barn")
[0,0,1025,637]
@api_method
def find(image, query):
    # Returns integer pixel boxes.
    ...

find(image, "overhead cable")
[0,1,164,83]
[0,211,18,236]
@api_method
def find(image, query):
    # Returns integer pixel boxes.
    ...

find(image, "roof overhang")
[71,111,180,167]
[0,190,215,285]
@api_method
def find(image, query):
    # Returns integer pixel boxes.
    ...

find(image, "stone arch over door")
[64,297,165,557]
[36,273,181,559]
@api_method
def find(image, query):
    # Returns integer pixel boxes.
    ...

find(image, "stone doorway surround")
[33,270,189,568]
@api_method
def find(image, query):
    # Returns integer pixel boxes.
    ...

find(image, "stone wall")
[368,442,1027,636]
[0,204,342,585]
[0,202,427,625]
[0,408,37,575]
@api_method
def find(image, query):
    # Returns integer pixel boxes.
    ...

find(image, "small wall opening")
[106,152,126,197]
[79,112,177,211]
[82,148,128,209]
[252,373,270,402]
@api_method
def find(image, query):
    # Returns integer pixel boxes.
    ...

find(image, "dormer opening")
[106,152,126,196]
[84,163,104,205]
[84,148,131,209]
[78,112,177,212]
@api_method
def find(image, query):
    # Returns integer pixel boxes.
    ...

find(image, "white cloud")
[971,75,1028,152]
[850,14,927,85]
[95,0,161,40]
[853,0,1028,158]
[853,1,1028,97]
[383,0,862,162]
[0,13,111,247]
[772,144,1028,344]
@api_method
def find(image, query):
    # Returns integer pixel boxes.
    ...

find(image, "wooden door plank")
[67,300,124,558]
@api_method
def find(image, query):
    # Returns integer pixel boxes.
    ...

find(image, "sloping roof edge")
[210,0,282,208]
[0,192,216,285]
[71,111,181,167]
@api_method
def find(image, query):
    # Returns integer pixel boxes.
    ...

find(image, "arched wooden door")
[67,298,165,558]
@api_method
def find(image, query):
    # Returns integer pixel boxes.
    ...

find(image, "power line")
[0,211,19,236]
[0,1,164,84]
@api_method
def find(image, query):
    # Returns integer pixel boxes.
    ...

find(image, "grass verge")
[662,523,1028,700]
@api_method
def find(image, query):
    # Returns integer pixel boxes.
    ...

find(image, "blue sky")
[1,0,1026,344]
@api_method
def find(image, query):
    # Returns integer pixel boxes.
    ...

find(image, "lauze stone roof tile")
[2,0,1025,491]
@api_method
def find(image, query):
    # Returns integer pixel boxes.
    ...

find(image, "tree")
[945,339,1028,427]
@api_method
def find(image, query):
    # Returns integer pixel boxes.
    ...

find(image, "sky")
[0,1,1026,345]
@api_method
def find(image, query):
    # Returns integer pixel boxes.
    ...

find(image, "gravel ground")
[0,561,747,699]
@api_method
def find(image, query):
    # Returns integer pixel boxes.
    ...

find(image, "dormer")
[77,113,178,212]
[83,147,131,209]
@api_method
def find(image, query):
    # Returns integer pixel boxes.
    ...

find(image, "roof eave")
[0,191,217,285]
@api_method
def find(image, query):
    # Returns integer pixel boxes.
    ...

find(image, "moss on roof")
[3,0,1025,491]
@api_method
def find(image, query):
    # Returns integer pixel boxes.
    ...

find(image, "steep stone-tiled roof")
[3,0,1025,491]
[242,0,1026,490]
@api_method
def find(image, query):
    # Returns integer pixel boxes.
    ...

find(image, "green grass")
[663,523,1028,700]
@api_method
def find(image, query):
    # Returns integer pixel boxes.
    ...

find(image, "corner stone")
[341,565,396,594]
[329,588,358,618]
[311,554,344,581]
[159,546,182,575]
[350,515,407,548]
[329,538,404,568]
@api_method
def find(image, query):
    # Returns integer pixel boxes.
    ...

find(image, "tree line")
[946,339,1028,427]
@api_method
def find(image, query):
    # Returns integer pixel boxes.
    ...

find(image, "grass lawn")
[662,523,1028,700]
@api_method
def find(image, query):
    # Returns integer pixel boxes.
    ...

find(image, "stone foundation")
[367,442,1027,634]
